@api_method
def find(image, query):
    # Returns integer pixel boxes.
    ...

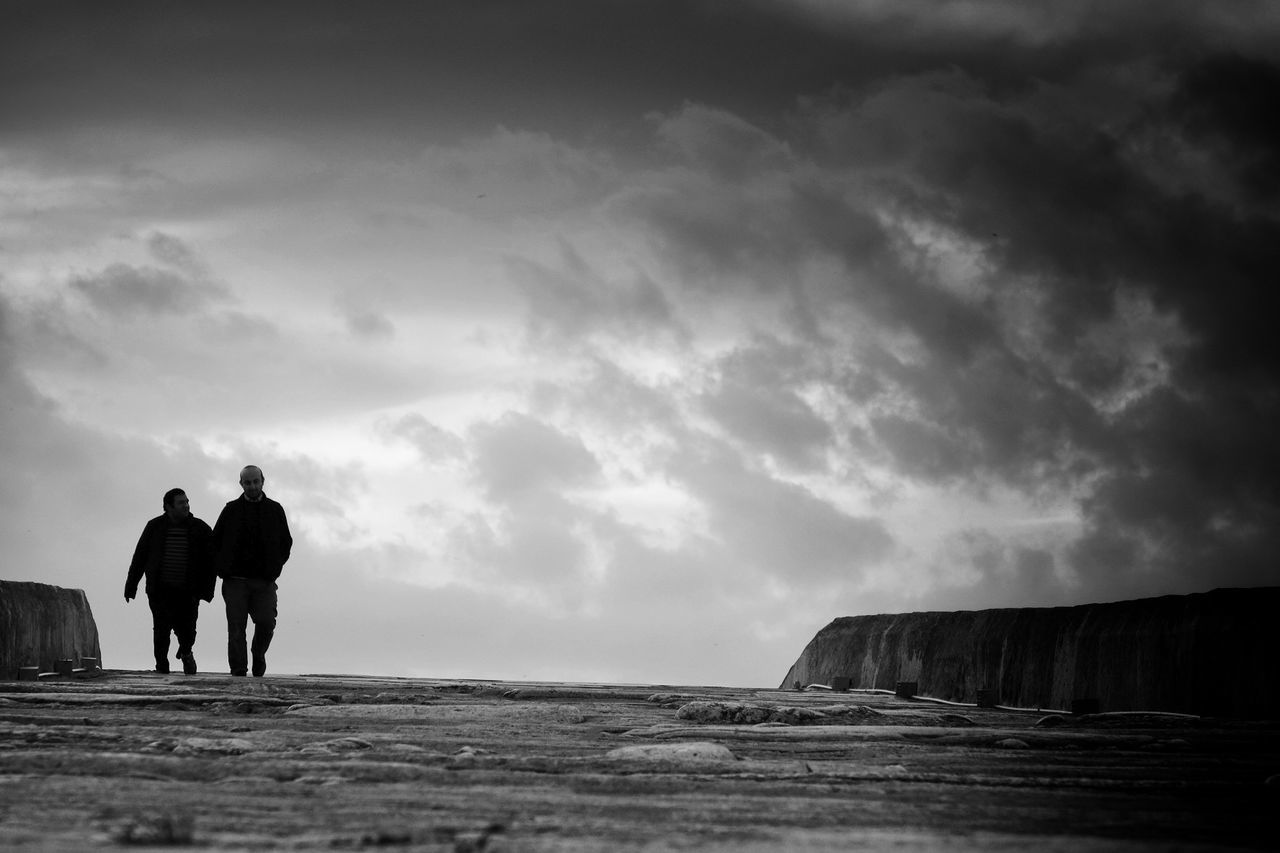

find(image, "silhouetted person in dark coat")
[125,488,214,675]
[213,465,292,677]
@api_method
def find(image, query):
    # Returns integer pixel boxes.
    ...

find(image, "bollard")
[831,676,852,692]
[54,659,74,676]
[976,688,998,708]
[895,681,917,699]
[80,657,99,671]
[1071,698,1100,716]
[19,667,39,681]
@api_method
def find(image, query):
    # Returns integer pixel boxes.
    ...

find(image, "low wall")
[0,579,103,678]
[780,587,1279,717]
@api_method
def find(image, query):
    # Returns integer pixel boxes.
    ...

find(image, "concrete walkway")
[1,672,1275,850]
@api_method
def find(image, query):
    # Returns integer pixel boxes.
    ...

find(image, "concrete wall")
[0,580,103,678]
[780,587,1279,718]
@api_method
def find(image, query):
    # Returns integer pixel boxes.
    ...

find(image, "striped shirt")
[160,525,189,586]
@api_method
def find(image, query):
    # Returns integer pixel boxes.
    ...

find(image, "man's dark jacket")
[212,495,293,581]
[125,514,216,601]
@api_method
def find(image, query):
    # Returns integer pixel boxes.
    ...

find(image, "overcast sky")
[3,0,1278,686]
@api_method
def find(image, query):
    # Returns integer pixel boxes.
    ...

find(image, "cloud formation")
[3,1,1277,685]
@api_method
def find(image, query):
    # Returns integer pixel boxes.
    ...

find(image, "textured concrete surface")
[1,671,1276,850]
[781,587,1280,717]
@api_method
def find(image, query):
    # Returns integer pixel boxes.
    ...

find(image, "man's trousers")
[146,586,198,671]
[221,577,277,676]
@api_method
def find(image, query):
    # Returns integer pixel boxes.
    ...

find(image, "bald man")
[212,465,293,677]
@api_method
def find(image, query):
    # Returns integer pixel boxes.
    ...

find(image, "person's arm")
[211,503,232,579]
[278,504,293,567]
[124,519,153,601]
[193,520,216,602]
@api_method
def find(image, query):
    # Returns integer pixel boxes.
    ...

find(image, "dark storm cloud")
[1070,383,1280,598]
[1169,53,1280,203]
[4,0,878,143]
[829,57,1280,590]
[865,345,1113,492]
[607,13,1278,599]
[898,59,1280,593]
[19,0,1246,149]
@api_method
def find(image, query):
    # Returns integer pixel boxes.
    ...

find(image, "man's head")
[239,465,265,500]
[163,488,190,521]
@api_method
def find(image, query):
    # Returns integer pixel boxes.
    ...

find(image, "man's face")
[240,469,264,500]
[167,493,190,521]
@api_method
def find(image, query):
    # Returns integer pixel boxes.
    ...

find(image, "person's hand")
[124,583,137,602]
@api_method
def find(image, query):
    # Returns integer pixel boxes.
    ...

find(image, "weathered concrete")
[781,587,1280,717]
[0,580,102,679]
[0,672,1274,850]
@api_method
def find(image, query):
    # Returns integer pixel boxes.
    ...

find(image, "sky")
[2,0,1278,686]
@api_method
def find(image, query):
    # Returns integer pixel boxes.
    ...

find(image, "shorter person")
[125,488,215,675]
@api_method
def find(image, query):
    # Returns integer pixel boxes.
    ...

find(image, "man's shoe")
[180,652,197,675]
[155,662,170,674]
[252,654,266,677]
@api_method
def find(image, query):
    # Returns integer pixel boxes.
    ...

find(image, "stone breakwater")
[781,587,1280,717]
[0,579,103,679]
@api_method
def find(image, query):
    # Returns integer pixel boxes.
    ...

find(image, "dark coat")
[212,494,293,581]
[125,514,216,602]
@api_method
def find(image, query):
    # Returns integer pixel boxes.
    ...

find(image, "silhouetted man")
[213,465,292,677]
[125,488,214,675]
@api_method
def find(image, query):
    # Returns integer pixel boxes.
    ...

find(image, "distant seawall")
[780,587,1279,717]
[0,580,102,679]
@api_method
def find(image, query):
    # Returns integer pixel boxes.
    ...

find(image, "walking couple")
[124,465,292,677]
